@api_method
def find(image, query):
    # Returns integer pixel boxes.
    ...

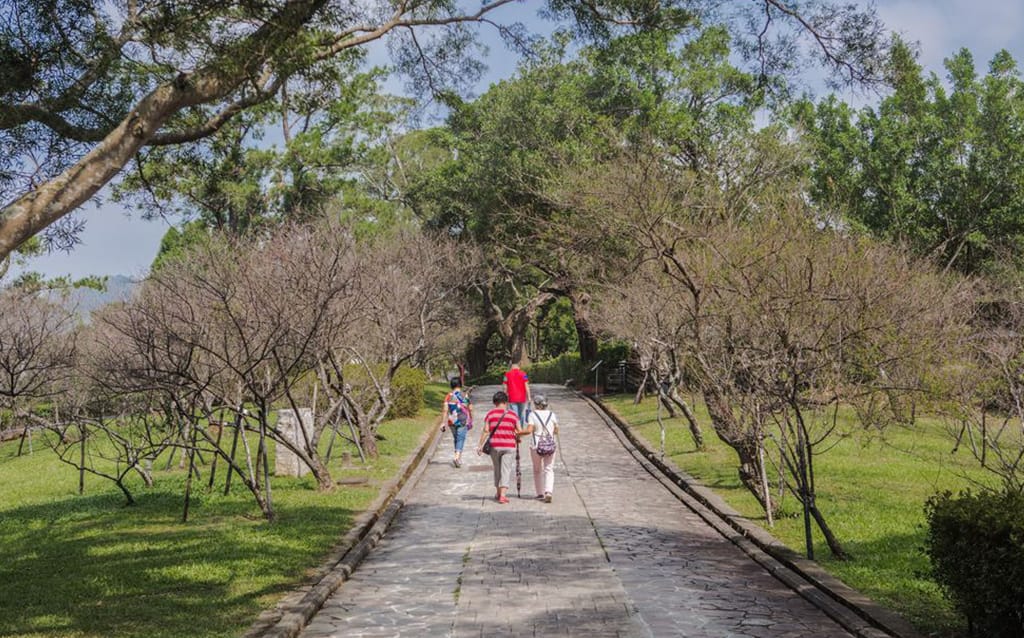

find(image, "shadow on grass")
[815,530,966,638]
[0,490,358,638]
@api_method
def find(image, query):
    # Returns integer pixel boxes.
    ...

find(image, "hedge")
[924,488,1024,637]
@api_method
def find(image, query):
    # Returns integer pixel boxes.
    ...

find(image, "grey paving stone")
[299,385,855,638]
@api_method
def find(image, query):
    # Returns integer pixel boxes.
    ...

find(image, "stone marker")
[275,408,313,477]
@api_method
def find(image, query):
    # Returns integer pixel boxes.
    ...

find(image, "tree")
[940,284,1024,493]
[800,41,1024,276]
[115,63,408,238]
[0,0,889,271]
[316,227,478,457]
[562,151,970,558]
[0,288,78,452]
[414,25,772,368]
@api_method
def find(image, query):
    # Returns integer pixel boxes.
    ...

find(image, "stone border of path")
[242,421,444,638]
[584,394,925,638]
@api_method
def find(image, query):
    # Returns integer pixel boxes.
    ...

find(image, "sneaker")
[497,496,510,504]
[535,494,545,500]
[544,493,552,503]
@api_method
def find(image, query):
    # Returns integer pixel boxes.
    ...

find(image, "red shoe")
[497,496,510,504]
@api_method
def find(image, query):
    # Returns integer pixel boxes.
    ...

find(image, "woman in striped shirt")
[476,390,523,504]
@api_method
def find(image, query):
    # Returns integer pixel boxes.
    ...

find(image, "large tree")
[0,0,888,264]
[800,41,1024,276]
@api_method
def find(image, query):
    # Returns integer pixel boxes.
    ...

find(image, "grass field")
[0,385,446,638]
[601,392,992,638]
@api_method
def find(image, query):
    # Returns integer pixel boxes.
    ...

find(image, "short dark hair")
[450,378,461,389]
[492,390,508,405]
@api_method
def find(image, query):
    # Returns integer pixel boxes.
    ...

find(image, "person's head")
[509,358,521,370]
[450,377,461,390]
[492,390,508,406]
[532,393,548,409]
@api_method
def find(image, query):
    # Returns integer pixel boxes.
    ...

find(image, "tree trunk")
[466,325,494,378]
[360,427,379,458]
[306,454,335,491]
[667,388,704,450]
[658,393,678,418]
[634,368,649,405]
[115,478,136,506]
[508,328,530,366]
[809,500,848,560]
[569,291,598,364]
[702,388,771,511]
[0,0,332,261]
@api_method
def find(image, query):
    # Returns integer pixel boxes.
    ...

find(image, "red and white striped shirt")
[484,407,519,449]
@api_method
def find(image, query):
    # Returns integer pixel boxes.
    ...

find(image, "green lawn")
[602,393,991,638]
[0,385,446,638]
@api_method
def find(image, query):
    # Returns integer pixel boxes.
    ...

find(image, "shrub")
[389,366,427,418]
[924,489,1024,637]
[327,364,427,419]
[525,341,632,386]
[526,352,581,384]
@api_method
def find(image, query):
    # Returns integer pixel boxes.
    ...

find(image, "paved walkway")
[300,386,853,637]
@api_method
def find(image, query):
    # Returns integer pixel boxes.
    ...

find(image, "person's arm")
[477,415,490,452]
[519,412,535,437]
[440,393,450,430]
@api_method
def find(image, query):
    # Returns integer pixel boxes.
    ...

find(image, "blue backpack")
[447,390,473,429]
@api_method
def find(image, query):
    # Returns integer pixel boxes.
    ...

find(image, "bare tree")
[318,228,478,457]
[939,289,1024,493]
[0,288,78,453]
[561,152,970,558]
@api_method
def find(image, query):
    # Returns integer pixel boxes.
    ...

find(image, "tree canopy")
[0,0,889,265]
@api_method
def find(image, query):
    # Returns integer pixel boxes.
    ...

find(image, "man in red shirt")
[502,361,531,425]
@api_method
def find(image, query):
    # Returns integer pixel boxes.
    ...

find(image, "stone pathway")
[300,385,854,637]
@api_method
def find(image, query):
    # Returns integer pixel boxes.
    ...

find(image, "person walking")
[476,391,522,504]
[522,393,559,503]
[502,360,531,425]
[440,378,471,467]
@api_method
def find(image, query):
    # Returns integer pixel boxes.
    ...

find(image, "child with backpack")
[441,378,472,467]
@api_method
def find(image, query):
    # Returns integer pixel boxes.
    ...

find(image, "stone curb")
[242,419,445,638]
[580,393,925,638]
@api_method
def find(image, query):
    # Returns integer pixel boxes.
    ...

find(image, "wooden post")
[223,413,242,496]
[207,421,225,489]
[78,424,87,495]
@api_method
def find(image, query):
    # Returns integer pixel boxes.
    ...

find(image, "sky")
[13,0,1024,280]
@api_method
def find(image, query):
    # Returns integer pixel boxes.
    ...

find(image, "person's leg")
[530,447,544,496]
[511,402,527,424]
[453,425,467,465]
[543,453,555,499]
[498,449,514,502]
[490,449,502,496]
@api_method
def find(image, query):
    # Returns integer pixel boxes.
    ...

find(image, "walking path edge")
[243,419,444,638]
[587,393,925,638]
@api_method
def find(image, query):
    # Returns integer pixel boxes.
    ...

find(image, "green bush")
[525,341,632,386]
[466,363,502,386]
[924,489,1024,637]
[389,366,427,418]
[331,364,426,419]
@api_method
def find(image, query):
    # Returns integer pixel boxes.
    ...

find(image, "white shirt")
[526,409,558,449]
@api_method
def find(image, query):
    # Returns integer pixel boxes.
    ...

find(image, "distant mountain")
[67,274,139,320]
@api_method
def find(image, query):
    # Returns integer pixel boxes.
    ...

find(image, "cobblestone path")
[300,385,854,637]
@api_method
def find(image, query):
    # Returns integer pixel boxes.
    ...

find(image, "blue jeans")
[509,402,529,426]
[450,423,468,452]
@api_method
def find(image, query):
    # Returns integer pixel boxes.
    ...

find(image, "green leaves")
[802,41,1024,276]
